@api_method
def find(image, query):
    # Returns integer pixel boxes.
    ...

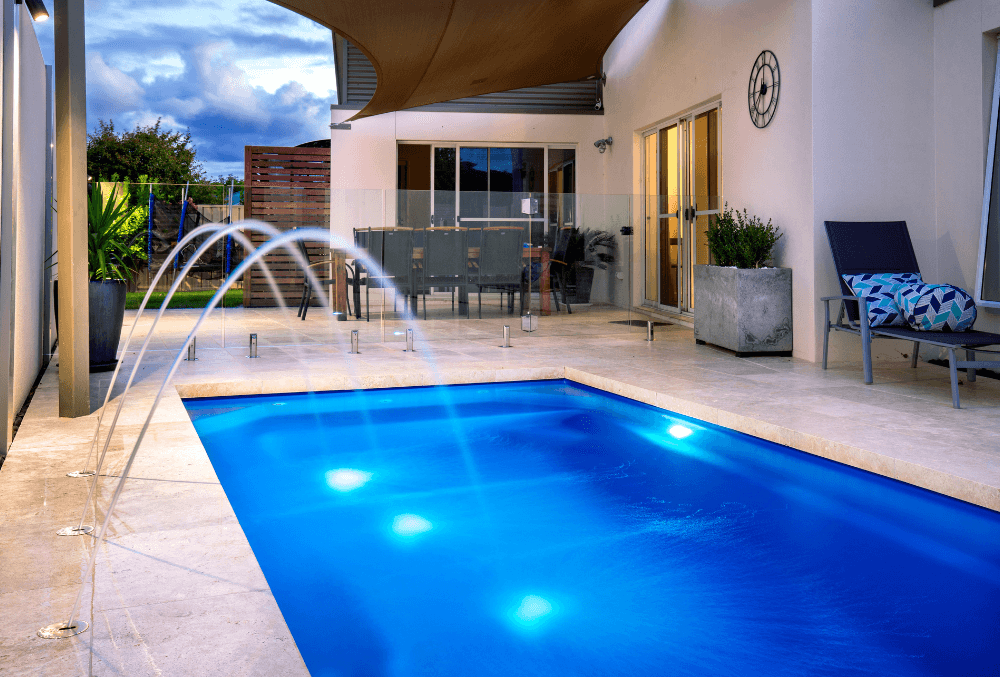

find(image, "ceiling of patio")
[269,0,648,119]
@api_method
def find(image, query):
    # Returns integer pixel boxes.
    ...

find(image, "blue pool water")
[184,380,1000,677]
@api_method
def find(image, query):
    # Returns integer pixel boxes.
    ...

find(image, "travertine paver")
[2,301,998,675]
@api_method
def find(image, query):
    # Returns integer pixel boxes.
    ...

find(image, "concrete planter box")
[693,265,792,356]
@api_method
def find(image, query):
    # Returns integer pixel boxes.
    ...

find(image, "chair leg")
[301,285,312,321]
[822,301,830,370]
[561,271,572,315]
[948,347,961,409]
[860,316,873,385]
[967,349,977,382]
[910,342,919,368]
[297,283,308,318]
[478,287,482,319]
[353,275,362,320]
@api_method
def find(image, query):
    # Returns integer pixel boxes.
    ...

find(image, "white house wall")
[812,0,938,364]
[328,108,609,295]
[329,109,605,235]
[328,0,1000,367]
[933,0,1000,340]
[601,0,816,359]
[13,5,46,416]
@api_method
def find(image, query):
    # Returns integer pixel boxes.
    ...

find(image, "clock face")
[748,50,780,128]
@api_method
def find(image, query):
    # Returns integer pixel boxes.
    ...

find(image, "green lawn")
[126,289,244,310]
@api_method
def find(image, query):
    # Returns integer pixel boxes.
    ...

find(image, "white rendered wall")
[601,0,816,358]
[328,108,614,298]
[933,0,1000,339]
[13,6,46,414]
[812,0,937,363]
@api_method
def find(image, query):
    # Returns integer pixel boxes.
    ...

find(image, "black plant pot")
[572,265,595,303]
[88,280,127,372]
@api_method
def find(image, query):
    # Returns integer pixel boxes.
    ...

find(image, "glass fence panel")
[120,187,669,369]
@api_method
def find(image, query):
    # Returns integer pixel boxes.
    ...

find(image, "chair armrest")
[820,295,860,302]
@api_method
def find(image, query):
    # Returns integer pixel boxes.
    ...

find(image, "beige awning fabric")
[270,0,648,119]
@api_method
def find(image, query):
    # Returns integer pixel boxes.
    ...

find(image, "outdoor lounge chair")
[823,220,1000,408]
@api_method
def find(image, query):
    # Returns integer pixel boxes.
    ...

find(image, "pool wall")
[174,365,1000,513]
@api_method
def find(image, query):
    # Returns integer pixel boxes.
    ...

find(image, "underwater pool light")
[392,514,433,536]
[668,424,693,439]
[514,595,553,623]
[325,468,373,492]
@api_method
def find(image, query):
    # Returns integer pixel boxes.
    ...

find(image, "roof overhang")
[272,0,648,119]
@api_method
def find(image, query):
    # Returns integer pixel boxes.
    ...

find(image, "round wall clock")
[748,50,780,128]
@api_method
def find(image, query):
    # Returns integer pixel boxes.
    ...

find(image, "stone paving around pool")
[3,304,999,675]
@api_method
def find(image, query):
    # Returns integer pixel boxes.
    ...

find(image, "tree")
[87,118,206,190]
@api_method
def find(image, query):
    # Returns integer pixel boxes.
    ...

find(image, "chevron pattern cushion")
[842,273,923,327]
[895,283,977,332]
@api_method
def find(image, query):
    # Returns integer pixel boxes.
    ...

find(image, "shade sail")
[269,0,648,119]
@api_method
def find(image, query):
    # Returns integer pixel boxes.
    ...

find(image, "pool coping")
[174,365,1000,514]
[7,359,998,676]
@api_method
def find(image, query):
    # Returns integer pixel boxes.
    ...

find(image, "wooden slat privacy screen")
[243,146,331,307]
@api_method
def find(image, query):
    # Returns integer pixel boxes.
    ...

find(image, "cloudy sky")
[33,0,338,179]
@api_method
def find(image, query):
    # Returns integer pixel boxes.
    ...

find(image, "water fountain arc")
[71,221,255,479]
[44,226,395,638]
[63,222,291,537]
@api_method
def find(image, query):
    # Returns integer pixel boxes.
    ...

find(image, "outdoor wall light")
[594,137,613,153]
[15,0,49,22]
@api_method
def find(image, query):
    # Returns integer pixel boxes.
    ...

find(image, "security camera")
[594,137,613,153]
[595,98,603,111]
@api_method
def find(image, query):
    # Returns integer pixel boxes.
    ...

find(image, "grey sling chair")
[822,220,1000,408]
[295,236,359,321]
[475,226,524,318]
[421,226,470,320]
[355,227,416,320]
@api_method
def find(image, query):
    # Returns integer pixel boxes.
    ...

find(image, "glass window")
[459,147,488,219]
[548,149,575,244]
[489,148,543,220]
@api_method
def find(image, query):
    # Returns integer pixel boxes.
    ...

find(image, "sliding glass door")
[642,104,721,314]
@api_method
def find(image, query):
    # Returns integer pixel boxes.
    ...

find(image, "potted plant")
[570,228,617,303]
[693,205,791,356]
[87,183,145,371]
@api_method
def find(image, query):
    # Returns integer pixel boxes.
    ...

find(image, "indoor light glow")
[325,468,373,492]
[515,595,553,623]
[392,514,433,536]
[668,424,693,439]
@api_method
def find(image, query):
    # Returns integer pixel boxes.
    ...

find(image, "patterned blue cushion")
[842,273,922,327]
[895,283,977,332]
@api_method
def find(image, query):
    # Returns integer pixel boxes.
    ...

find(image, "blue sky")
[33,0,338,179]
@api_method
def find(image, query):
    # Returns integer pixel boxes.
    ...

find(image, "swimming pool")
[185,380,1000,677]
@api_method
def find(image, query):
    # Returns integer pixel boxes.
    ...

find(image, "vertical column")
[42,64,53,360]
[54,0,89,417]
[1,0,20,448]
[242,146,252,308]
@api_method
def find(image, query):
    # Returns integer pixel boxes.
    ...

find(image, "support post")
[1,0,21,446]
[54,0,89,416]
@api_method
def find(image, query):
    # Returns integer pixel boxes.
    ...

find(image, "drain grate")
[609,320,672,327]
